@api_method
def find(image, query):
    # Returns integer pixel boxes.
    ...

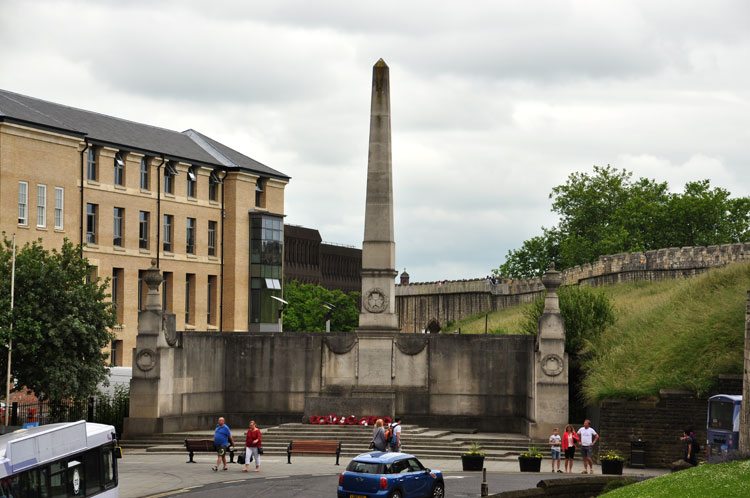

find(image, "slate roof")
[0,89,289,180]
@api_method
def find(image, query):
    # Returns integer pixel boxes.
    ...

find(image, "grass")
[602,460,750,497]
[449,262,750,402]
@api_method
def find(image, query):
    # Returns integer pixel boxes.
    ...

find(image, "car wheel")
[430,482,445,498]
[389,490,402,498]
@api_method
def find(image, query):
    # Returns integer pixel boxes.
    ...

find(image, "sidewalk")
[119,450,669,498]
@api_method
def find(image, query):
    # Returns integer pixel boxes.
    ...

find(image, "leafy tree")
[283,281,360,332]
[495,165,750,277]
[0,237,116,404]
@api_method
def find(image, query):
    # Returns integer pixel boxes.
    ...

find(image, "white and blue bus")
[0,420,120,497]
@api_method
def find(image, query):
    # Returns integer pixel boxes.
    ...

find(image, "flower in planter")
[600,450,625,461]
[462,441,485,457]
[520,446,543,458]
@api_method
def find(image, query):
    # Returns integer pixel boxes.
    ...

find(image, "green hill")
[448,262,749,402]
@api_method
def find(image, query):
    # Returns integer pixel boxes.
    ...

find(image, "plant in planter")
[461,442,485,471]
[600,450,625,475]
[518,446,543,472]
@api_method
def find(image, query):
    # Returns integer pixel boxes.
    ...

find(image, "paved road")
[121,453,666,498]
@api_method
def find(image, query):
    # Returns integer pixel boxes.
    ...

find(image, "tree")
[495,166,750,277]
[0,237,116,404]
[282,281,360,332]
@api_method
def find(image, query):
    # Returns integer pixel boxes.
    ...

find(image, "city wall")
[125,331,534,435]
[396,242,750,331]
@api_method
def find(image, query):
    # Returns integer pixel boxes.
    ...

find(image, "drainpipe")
[155,156,165,268]
[79,140,89,257]
[219,168,228,331]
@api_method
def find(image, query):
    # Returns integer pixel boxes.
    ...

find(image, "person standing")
[577,420,599,474]
[390,417,402,452]
[682,428,698,466]
[549,428,562,472]
[243,420,262,472]
[213,417,234,472]
[371,419,387,452]
[562,424,580,473]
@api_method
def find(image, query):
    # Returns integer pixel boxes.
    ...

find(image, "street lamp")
[270,296,288,332]
[322,303,335,333]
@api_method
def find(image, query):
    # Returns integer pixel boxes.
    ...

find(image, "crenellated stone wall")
[396,242,750,332]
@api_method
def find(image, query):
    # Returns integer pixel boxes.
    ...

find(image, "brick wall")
[598,376,742,468]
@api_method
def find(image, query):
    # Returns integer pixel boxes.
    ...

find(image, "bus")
[706,394,742,462]
[0,420,120,497]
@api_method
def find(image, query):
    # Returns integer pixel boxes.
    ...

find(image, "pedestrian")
[212,417,234,472]
[682,428,698,466]
[243,420,262,472]
[577,420,599,474]
[562,424,580,473]
[549,428,562,472]
[371,419,387,452]
[389,417,402,452]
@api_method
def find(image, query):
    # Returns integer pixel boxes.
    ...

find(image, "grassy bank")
[447,262,750,402]
[602,460,750,497]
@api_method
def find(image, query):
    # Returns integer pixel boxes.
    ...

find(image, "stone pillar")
[528,263,569,439]
[123,261,177,436]
[358,59,399,333]
[740,291,750,453]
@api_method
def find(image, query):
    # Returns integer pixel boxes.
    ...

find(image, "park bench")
[287,440,341,465]
[184,438,235,463]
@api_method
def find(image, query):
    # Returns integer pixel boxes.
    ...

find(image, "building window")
[138,270,146,311]
[187,166,197,198]
[163,214,173,252]
[255,178,266,208]
[162,271,173,312]
[113,207,124,247]
[208,220,217,256]
[186,218,196,254]
[139,211,150,249]
[86,147,97,181]
[37,184,46,227]
[86,203,98,244]
[250,215,284,325]
[54,187,64,229]
[114,152,125,186]
[110,340,123,367]
[164,162,177,194]
[185,273,195,324]
[18,181,28,225]
[140,157,149,190]
[112,267,124,323]
[209,171,220,202]
[207,275,217,325]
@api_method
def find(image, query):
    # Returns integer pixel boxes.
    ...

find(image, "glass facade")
[250,214,283,326]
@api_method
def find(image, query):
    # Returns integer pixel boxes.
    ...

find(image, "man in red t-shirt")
[243,420,262,472]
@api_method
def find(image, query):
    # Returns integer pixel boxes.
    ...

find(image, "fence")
[6,387,130,436]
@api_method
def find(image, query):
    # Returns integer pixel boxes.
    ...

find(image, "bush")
[601,478,636,494]
[94,385,130,437]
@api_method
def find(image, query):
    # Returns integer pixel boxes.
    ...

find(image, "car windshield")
[346,461,381,474]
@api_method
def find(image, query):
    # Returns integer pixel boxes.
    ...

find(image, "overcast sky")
[2,1,748,282]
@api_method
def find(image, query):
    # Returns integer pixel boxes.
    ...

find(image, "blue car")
[337,451,444,498]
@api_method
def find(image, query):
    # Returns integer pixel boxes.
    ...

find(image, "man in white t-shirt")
[577,420,599,474]
[390,417,402,451]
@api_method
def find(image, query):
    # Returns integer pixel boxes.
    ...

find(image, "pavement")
[119,450,669,498]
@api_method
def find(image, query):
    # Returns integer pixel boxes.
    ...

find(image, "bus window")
[102,449,115,488]
[67,460,83,497]
[20,468,49,498]
[709,400,735,430]
[1,477,19,498]
[50,466,66,498]
[84,449,101,494]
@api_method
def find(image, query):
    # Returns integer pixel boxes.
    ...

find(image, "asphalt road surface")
[156,471,570,497]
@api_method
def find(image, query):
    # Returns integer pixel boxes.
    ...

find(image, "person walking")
[212,417,234,472]
[577,420,599,474]
[682,428,698,466]
[371,419,387,452]
[389,417,402,452]
[243,420,262,472]
[562,424,580,473]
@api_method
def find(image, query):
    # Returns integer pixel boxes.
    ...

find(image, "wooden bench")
[287,440,341,465]
[184,439,236,463]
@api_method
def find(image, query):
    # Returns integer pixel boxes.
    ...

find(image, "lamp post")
[270,296,288,332]
[323,303,335,333]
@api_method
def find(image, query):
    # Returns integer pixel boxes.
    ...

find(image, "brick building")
[0,89,289,366]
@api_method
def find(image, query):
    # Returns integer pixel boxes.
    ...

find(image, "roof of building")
[0,89,289,180]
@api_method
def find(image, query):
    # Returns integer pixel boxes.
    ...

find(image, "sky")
[1,1,748,282]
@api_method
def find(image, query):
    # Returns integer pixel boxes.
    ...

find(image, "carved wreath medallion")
[364,288,388,313]
[136,348,157,372]
[541,353,564,377]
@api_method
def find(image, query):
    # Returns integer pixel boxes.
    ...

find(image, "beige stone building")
[0,89,289,366]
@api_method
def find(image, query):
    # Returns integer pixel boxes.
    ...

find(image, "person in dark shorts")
[682,428,698,466]
[577,420,599,474]
[213,417,234,471]
[562,424,580,473]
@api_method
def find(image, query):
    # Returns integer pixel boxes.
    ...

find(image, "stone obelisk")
[358,59,399,332]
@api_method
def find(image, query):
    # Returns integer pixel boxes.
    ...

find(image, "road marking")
[444,476,466,479]
[143,490,190,498]
[266,476,290,479]
[222,480,246,483]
